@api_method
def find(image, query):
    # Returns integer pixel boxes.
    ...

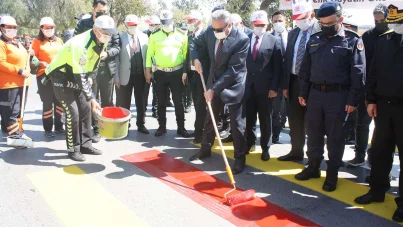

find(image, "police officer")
[145,10,191,138]
[45,15,116,161]
[296,2,365,192]
[354,4,403,222]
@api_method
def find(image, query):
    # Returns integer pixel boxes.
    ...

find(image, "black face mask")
[321,25,338,37]
[95,11,106,18]
[375,22,389,34]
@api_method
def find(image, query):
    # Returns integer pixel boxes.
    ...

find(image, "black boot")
[354,190,385,204]
[393,199,403,222]
[232,157,246,175]
[322,169,338,192]
[189,149,211,161]
[295,160,321,181]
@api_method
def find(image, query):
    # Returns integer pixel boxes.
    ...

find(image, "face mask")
[127,26,137,35]
[321,25,338,37]
[43,29,55,38]
[253,27,265,36]
[163,24,174,33]
[389,24,403,35]
[375,22,389,34]
[3,29,17,39]
[95,28,111,43]
[95,11,106,18]
[296,18,311,31]
[273,22,285,33]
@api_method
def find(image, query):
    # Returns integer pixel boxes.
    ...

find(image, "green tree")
[225,0,257,26]
[109,0,148,26]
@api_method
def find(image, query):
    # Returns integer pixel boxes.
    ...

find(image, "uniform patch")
[357,41,364,51]
[311,43,320,47]
[79,55,86,67]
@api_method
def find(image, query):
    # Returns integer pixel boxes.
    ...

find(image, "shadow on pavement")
[63,163,106,175]
[0,147,67,168]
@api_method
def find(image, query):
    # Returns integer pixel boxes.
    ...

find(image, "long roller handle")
[199,72,236,186]
[19,45,32,131]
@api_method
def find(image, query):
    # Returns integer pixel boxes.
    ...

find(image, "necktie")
[215,39,224,62]
[252,36,259,61]
[132,36,137,52]
[279,33,285,54]
[295,30,308,75]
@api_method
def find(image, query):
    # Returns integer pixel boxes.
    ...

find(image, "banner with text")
[279,0,403,10]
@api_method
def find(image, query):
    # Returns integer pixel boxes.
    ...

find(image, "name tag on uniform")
[310,43,320,47]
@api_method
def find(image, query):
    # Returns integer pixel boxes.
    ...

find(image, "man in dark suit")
[189,9,250,174]
[278,2,321,162]
[245,10,283,161]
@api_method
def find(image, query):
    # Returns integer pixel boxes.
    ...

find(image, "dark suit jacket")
[246,32,283,98]
[191,27,250,105]
[281,20,321,90]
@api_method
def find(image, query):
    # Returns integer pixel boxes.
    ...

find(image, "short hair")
[373,3,387,16]
[271,11,284,19]
[211,10,231,24]
[93,0,107,7]
[335,10,343,18]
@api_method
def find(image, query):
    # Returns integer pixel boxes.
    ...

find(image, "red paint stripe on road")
[122,150,320,227]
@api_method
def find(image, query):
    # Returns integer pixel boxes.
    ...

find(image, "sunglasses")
[212,23,228,33]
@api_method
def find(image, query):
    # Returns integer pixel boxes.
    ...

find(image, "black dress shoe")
[278,152,304,161]
[295,165,321,181]
[393,208,403,222]
[261,150,270,161]
[68,151,86,161]
[354,191,385,204]
[322,170,338,192]
[189,150,211,161]
[138,126,150,134]
[155,127,167,137]
[222,135,233,143]
[232,158,246,175]
[177,128,192,138]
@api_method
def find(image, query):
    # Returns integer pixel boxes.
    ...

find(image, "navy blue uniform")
[299,27,365,170]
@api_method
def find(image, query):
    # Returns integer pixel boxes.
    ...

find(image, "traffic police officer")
[45,15,117,161]
[355,4,403,223]
[145,10,191,138]
[296,2,365,192]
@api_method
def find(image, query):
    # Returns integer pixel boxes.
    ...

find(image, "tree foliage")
[109,0,148,27]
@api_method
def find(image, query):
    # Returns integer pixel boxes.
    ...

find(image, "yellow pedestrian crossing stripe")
[195,141,399,223]
[28,166,148,227]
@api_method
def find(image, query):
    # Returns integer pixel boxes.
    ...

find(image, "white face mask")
[390,24,403,35]
[163,24,174,33]
[95,28,111,43]
[3,29,17,39]
[214,31,227,40]
[273,22,286,33]
[296,18,312,31]
[253,27,265,36]
[42,28,55,38]
[127,26,137,35]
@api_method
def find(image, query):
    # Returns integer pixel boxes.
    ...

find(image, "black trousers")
[143,80,151,111]
[288,75,306,156]
[154,70,185,129]
[246,88,273,151]
[118,73,147,128]
[189,71,206,139]
[95,65,114,108]
[182,75,193,107]
[53,76,92,152]
[272,90,287,137]
[369,100,403,207]
[0,87,27,136]
[37,75,64,132]
[354,91,372,158]
[151,79,171,113]
[306,89,349,169]
[201,97,246,159]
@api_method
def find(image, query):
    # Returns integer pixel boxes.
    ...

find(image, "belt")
[312,83,349,92]
[155,64,183,72]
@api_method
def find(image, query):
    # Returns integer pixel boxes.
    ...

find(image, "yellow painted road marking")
[28,166,148,227]
[194,141,398,223]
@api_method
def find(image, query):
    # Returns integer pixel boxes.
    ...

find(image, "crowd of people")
[1,0,403,222]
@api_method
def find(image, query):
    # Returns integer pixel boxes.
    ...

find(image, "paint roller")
[199,72,255,206]
[7,46,34,148]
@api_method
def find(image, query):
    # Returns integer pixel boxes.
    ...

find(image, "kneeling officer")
[45,15,117,161]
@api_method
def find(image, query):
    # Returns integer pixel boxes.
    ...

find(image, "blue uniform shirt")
[299,26,366,107]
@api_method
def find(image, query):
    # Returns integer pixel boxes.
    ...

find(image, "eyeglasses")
[212,23,228,33]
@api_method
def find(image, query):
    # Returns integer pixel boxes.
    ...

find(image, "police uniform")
[146,13,191,137]
[296,2,365,192]
[45,27,108,161]
[355,4,403,222]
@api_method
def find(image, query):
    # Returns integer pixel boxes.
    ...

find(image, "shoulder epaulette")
[380,29,394,36]
[345,29,360,38]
